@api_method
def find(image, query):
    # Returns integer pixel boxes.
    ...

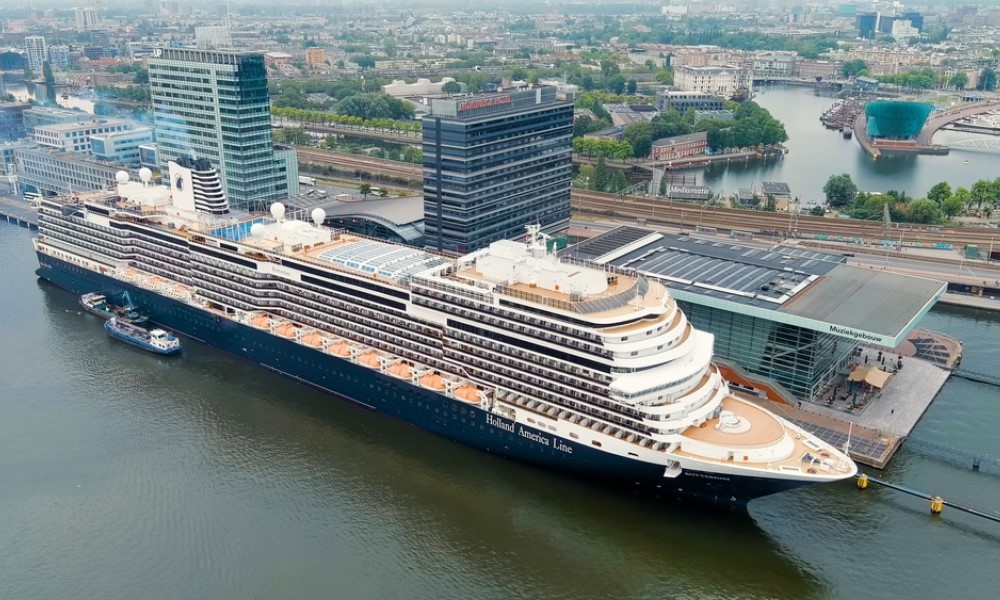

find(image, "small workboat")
[104,318,181,355]
[80,292,148,325]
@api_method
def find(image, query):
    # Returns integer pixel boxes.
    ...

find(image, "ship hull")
[37,252,814,505]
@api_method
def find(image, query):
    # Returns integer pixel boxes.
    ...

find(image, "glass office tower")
[149,48,286,209]
[422,87,573,254]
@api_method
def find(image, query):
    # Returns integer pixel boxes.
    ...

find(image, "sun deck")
[683,396,786,447]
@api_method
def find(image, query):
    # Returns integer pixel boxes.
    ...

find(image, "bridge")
[949,138,1000,149]
[916,99,1000,145]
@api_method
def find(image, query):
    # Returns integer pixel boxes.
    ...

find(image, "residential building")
[32,118,132,154]
[0,103,30,142]
[15,147,133,196]
[656,90,725,113]
[650,132,708,161]
[48,45,70,68]
[752,54,797,79]
[195,26,233,50]
[795,59,841,80]
[422,87,573,254]
[304,48,327,68]
[674,65,745,97]
[75,7,99,32]
[90,127,156,165]
[149,48,287,208]
[24,36,47,74]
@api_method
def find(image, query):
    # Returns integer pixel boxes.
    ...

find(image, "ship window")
[570,433,579,439]
[591,441,602,447]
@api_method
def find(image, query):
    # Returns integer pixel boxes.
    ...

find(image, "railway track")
[292,148,998,247]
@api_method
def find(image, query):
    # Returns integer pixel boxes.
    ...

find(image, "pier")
[0,197,38,230]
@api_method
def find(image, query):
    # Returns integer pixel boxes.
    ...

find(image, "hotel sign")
[458,95,512,113]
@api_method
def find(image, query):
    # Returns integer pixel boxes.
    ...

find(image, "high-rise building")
[149,48,287,209]
[195,26,233,50]
[24,36,47,74]
[75,7,99,32]
[422,87,573,254]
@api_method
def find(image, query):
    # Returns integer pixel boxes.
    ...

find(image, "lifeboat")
[358,352,382,368]
[275,323,299,339]
[327,341,353,357]
[387,361,413,379]
[251,315,272,329]
[454,385,483,404]
[419,372,447,391]
[300,331,326,348]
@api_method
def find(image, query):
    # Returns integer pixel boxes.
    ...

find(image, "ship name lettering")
[486,414,515,433]
[553,439,573,454]
[517,426,550,446]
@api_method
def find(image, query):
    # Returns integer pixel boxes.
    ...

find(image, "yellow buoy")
[930,496,944,515]
[857,473,869,490]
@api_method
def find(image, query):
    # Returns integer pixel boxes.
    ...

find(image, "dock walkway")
[0,197,38,230]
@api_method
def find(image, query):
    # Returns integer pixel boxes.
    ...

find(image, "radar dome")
[115,170,129,184]
[270,202,286,222]
[311,207,326,226]
[249,223,265,238]
[138,167,152,183]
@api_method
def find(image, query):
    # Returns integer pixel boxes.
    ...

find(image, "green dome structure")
[865,101,933,140]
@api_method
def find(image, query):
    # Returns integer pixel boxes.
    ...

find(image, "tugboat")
[104,318,182,355]
[80,292,149,325]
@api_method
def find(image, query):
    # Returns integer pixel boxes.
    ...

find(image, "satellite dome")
[138,167,153,183]
[115,170,129,184]
[311,207,326,226]
[249,223,265,238]
[270,202,286,222]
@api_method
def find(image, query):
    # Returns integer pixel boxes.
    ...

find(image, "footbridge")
[917,99,1000,145]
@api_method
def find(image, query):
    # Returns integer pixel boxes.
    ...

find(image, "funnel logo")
[175,176,184,192]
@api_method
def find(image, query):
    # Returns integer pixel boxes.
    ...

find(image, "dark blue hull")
[36,253,815,505]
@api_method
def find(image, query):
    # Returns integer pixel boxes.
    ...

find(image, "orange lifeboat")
[251,315,272,329]
[327,342,352,357]
[420,372,447,391]
[387,362,412,379]
[454,385,482,403]
[358,352,382,368]
[275,323,298,339]
[301,332,325,348]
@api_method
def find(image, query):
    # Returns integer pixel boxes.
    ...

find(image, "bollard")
[930,496,944,515]
[857,473,869,490]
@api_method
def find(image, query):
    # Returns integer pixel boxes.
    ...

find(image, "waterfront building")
[794,59,841,80]
[14,147,134,196]
[656,90,725,113]
[565,228,944,400]
[752,54,797,79]
[48,46,71,68]
[32,118,133,154]
[422,87,573,254]
[674,66,746,98]
[865,101,932,145]
[149,48,288,209]
[650,132,708,161]
[0,103,30,143]
[23,107,91,134]
[91,127,156,165]
[24,36,47,74]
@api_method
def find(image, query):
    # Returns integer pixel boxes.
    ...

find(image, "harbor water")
[702,85,1000,203]
[1,224,999,599]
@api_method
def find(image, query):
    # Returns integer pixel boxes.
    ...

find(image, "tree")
[842,59,868,78]
[593,156,610,192]
[823,173,858,208]
[977,67,997,92]
[927,181,952,205]
[949,72,968,90]
[578,164,596,189]
[809,206,826,217]
[970,179,996,210]
[906,199,941,224]
[42,61,56,105]
[359,183,372,199]
[354,55,376,70]
[941,194,966,217]
[626,79,638,94]
[442,81,461,94]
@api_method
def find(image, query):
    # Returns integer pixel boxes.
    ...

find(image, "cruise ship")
[32,162,856,504]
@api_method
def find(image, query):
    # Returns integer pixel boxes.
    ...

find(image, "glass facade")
[149,49,285,209]
[679,300,856,400]
[423,88,573,254]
